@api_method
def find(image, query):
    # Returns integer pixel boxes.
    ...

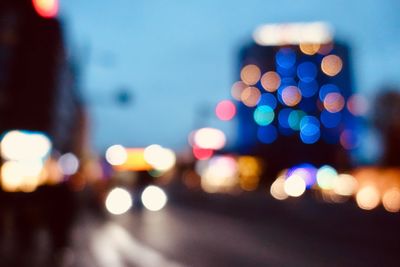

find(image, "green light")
[254,105,274,126]
[316,165,338,190]
[288,110,306,130]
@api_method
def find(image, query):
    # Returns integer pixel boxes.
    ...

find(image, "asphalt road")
[70,190,400,267]
[1,192,399,267]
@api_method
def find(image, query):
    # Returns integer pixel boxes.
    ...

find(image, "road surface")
[1,192,399,266]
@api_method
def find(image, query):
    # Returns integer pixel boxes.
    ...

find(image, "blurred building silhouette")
[233,23,358,179]
[0,0,85,155]
[373,88,400,167]
[0,1,86,265]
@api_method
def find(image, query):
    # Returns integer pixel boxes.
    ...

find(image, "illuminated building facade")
[233,23,358,178]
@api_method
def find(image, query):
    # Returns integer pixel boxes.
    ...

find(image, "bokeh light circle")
[254,106,275,126]
[319,84,341,101]
[323,92,345,113]
[240,64,261,85]
[316,165,338,190]
[276,48,296,69]
[300,116,320,144]
[231,81,247,101]
[270,176,288,200]
[288,164,317,188]
[299,43,320,55]
[105,188,132,215]
[321,55,343,76]
[261,71,281,92]
[241,87,261,107]
[333,174,358,196]
[1,130,52,161]
[298,80,318,98]
[58,153,79,176]
[193,128,226,150]
[105,145,128,166]
[297,62,317,82]
[382,188,400,213]
[141,185,168,211]
[192,147,213,160]
[347,94,369,116]
[32,0,59,18]
[215,100,236,121]
[317,43,334,55]
[356,186,380,210]
[288,110,306,131]
[284,175,306,197]
[281,86,302,107]
[144,145,176,172]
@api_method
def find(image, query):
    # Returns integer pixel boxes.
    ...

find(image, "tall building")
[233,23,358,179]
[0,0,85,155]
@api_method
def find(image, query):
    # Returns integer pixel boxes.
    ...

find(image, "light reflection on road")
[89,221,183,267]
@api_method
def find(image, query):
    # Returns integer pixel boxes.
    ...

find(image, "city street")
[61,192,400,266]
[1,1,400,267]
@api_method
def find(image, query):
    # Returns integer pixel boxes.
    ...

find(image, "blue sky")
[60,0,400,152]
